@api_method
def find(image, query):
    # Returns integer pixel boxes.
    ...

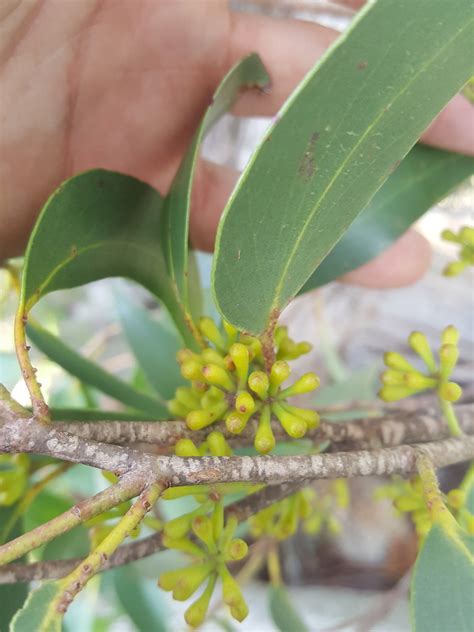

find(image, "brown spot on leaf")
[298,132,319,181]
[357,61,368,70]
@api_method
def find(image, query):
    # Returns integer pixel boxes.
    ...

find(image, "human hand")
[1,0,472,286]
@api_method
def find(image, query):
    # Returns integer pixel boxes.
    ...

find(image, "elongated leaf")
[213,0,474,333]
[268,585,309,632]
[27,322,168,418]
[10,583,62,632]
[161,53,269,308]
[116,295,184,400]
[301,145,474,290]
[411,523,474,632]
[18,170,197,348]
[0,507,27,632]
[113,566,168,632]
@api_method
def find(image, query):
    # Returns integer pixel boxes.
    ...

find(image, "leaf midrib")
[271,17,472,316]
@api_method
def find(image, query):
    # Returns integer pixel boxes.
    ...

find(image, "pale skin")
[1,0,473,287]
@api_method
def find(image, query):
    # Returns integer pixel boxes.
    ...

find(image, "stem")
[416,453,457,530]
[53,482,163,614]
[267,544,282,586]
[439,398,462,437]
[0,473,144,565]
[14,306,49,422]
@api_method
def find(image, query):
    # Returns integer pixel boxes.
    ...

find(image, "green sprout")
[441,225,474,277]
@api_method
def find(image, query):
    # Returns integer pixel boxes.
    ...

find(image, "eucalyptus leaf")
[411,523,474,632]
[9,583,62,632]
[161,53,269,310]
[116,294,184,400]
[18,169,197,348]
[0,506,27,632]
[301,145,474,290]
[268,585,309,632]
[113,566,168,632]
[213,0,474,333]
[27,321,168,418]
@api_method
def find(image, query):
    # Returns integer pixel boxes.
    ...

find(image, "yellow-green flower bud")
[439,344,459,380]
[269,361,290,394]
[447,489,465,510]
[162,534,205,557]
[466,515,474,536]
[254,405,275,454]
[274,325,289,347]
[404,373,437,390]
[303,513,322,535]
[172,562,214,601]
[223,320,238,345]
[181,360,204,381]
[220,565,249,622]
[158,567,189,592]
[168,399,191,419]
[280,403,319,429]
[278,372,320,398]
[333,479,349,508]
[211,501,224,540]
[272,402,307,438]
[441,325,460,346]
[379,385,419,402]
[199,317,226,350]
[176,349,199,365]
[207,431,232,457]
[443,261,466,277]
[186,401,228,430]
[383,352,418,373]
[201,364,234,391]
[409,332,436,372]
[229,343,249,388]
[226,411,250,435]
[192,515,216,552]
[175,386,201,410]
[226,538,249,561]
[164,512,194,539]
[184,574,217,628]
[394,495,423,512]
[200,386,225,409]
[202,348,227,367]
[235,391,255,415]
[381,370,406,386]
[248,371,269,400]
[441,228,458,242]
[460,226,474,245]
[175,439,200,457]
[438,381,462,402]
[327,516,342,535]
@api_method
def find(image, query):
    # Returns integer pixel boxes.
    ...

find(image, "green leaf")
[161,53,269,309]
[27,321,168,418]
[411,523,474,632]
[0,506,27,632]
[301,145,474,290]
[10,583,62,632]
[115,294,184,400]
[268,585,309,632]
[113,566,168,632]
[18,169,197,348]
[213,0,474,333]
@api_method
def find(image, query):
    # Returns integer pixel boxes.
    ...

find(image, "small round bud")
[248,371,269,400]
[447,489,465,510]
[439,344,459,379]
[459,226,474,246]
[281,403,319,429]
[441,325,460,347]
[226,538,248,561]
[381,370,406,386]
[272,402,307,438]
[172,562,213,601]
[202,348,227,367]
[278,372,320,398]
[443,261,466,277]
[379,385,418,402]
[168,399,190,419]
[223,320,238,344]
[438,381,462,402]
[394,496,423,512]
[235,391,255,414]
[201,364,234,391]
[198,317,226,349]
[269,361,290,393]
[175,439,200,457]
[186,403,227,430]
[164,513,193,539]
[181,360,203,381]
[225,411,249,434]
[404,373,437,390]
[220,566,249,622]
[254,405,275,454]
[408,332,436,372]
[184,575,216,628]
[192,515,216,551]
[441,228,458,243]
[384,352,418,373]
[229,343,249,387]
[175,386,201,409]
[207,431,232,457]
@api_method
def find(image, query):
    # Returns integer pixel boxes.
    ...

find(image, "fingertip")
[421,93,474,156]
[340,230,432,288]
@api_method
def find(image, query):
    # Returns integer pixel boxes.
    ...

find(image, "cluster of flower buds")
[0,454,29,506]
[159,503,249,627]
[441,225,474,277]
[379,327,462,428]
[250,480,349,540]
[168,317,320,453]
[375,475,474,538]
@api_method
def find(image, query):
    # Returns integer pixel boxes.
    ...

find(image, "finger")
[228,13,474,156]
[340,230,431,288]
